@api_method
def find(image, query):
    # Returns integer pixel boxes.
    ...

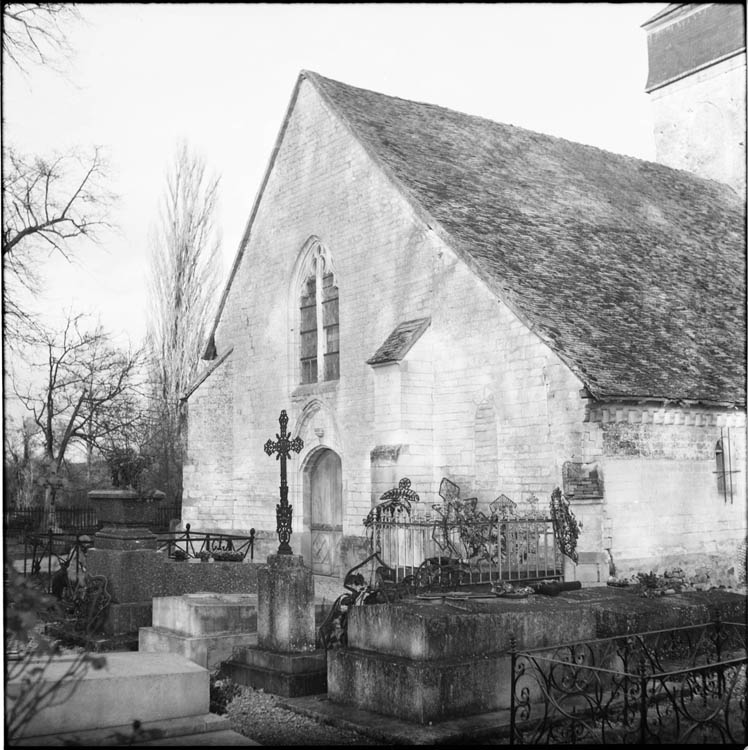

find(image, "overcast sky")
[4,2,661,347]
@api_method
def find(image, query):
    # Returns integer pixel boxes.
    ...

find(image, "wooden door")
[310,449,342,576]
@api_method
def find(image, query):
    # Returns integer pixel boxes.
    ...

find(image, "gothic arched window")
[298,240,339,385]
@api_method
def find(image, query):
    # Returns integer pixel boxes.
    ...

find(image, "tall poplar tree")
[145,142,222,504]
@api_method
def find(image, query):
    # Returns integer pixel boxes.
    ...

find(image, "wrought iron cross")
[264,409,304,555]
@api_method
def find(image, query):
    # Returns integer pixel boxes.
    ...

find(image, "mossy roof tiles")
[305,71,746,407]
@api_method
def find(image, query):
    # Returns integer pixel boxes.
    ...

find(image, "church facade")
[182,5,746,587]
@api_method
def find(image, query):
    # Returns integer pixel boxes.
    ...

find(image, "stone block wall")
[649,53,746,195]
[183,75,591,575]
[183,75,745,586]
[590,404,746,585]
[182,357,237,530]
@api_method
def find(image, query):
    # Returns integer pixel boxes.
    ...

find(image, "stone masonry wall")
[183,357,237,530]
[649,53,746,195]
[590,404,746,585]
[183,77,591,574]
[183,75,745,584]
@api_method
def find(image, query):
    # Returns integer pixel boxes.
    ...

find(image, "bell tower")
[642,3,746,195]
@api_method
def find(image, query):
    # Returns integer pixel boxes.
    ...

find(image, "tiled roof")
[306,71,746,407]
[643,4,746,92]
[367,318,431,366]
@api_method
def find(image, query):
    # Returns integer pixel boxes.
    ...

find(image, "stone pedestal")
[257,554,316,651]
[87,489,165,636]
[224,554,327,696]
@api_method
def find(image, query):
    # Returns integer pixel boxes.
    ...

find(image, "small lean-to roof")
[367,318,431,366]
[303,71,745,407]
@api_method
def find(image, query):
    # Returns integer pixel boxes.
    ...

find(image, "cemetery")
[4,4,746,747]
[5,429,746,744]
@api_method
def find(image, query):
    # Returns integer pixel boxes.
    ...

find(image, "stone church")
[182,3,746,587]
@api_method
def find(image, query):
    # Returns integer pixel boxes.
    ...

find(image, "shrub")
[209,669,242,715]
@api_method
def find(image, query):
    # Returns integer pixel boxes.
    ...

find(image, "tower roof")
[642,3,746,92]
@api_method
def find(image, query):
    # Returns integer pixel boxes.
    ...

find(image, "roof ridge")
[303,69,741,199]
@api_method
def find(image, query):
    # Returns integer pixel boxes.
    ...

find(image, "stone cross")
[264,409,304,555]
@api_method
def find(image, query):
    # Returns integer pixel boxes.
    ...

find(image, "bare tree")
[2,146,115,343]
[145,142,222,503]
[12,312,143,526]
[2,2,80,74]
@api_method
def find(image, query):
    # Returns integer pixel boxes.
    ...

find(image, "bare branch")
[2,146,116,345]
[2,3,81,76]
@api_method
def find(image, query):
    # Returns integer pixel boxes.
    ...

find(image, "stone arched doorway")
[304,448,342,576]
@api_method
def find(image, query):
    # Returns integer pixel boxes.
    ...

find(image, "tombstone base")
[328,646,511,724]
[223,645,327,697]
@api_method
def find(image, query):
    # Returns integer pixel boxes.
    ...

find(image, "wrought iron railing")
[157,524,255,562]
[510,618,747,745]
[20,529,92,590]
[363,478,566,590]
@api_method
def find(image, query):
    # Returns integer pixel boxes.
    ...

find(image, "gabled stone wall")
[183,76,745,586]
[183,77,590,576]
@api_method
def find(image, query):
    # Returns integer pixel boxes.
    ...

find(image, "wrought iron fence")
[4,504,181,541]
[157,524,255,562]
[20,530,93,593]
[370,512,563,588]
[510,619,747,745]
[363,478,565,590]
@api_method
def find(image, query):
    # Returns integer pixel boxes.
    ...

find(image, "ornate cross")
[264,409,304,555]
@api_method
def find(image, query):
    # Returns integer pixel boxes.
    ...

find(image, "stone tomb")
[6,652,255,746]
[85,489,259,640]
[139,592,258,670]
[224,554,328,697]
[327,587,748,725]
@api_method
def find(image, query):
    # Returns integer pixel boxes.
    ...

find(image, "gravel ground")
[225,685,381,746]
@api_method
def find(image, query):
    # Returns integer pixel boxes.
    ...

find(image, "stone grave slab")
[6,652,252,745]
[139,593,258,670]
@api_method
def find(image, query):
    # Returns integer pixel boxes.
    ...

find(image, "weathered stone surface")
[346,597,597,660]
[90,489,164,528]
[85,549,261,636]
[6,652,208,739]
[104,602,154,636]
[594,589,747,637]
[139,627,258,670]
[328,648,512,723]
[87,548,164,601]
[257,554,316,653]
[225,646,327,697]
[91,527,159,550]
[151,593,258,636]
[330,588,747,724]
